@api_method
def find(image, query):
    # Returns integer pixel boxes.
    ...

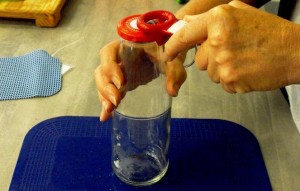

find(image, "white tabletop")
[0,1,300,190]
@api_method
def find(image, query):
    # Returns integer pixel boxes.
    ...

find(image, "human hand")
[164,0,300,93]
[95,40,187,121]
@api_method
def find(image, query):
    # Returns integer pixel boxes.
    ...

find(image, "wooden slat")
[0,0,66,27]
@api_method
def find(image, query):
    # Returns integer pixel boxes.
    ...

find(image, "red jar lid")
[117,10,178,45]
[137,10,176,34]
[117,14,156,43]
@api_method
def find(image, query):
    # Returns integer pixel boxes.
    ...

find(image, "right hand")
[164,1,300,93]
[95,40,187,121]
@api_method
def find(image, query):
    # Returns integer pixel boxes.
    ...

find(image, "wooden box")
[0,0,66,27]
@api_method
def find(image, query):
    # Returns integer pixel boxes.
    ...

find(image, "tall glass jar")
[111,14,172,186]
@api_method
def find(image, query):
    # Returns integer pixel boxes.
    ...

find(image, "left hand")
[95,40,187,121]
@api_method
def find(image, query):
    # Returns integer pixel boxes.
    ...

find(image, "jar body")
[111,39,171,186]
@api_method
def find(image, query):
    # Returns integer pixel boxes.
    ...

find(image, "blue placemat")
[9,117,272,191]
[0,50,61,100]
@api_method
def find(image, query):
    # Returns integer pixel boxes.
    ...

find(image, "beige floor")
[1,0,300,191]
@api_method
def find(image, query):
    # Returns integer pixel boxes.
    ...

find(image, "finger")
[220,80,236,94]
[194,41,209,70]
[233,82,251,93]
[99,40,124,89]
[98,80,121,107]
[99,92,114,122]
[94,66,122,107]
[100,106,112,122]
[95,40,125,107]
[206,45,222,83]
[220,78,250,94]
[207,61,220,83]
[98,91,115,113]
[100,40,121,67]
[165,54,187,96]
[95,62,123,90]
[164,12,209,62]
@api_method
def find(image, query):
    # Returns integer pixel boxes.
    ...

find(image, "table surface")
[0,1,300,191]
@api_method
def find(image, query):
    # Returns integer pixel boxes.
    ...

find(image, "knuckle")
[215,50,234,64]
[209,5,235,48]
[220,66,236,85]
[210,4,232,17]
[174,29,189,47]
[219,67,249,94]
[209,33,225,47]
[216,52,236,83]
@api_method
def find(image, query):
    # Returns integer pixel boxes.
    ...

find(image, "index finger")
[98,40,124,87]
[164,12,208,62]
[100,40,121,66]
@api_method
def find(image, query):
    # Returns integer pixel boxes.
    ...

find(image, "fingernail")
[109,95,117,106]
[173,83,180,96]
[112,76,122,89]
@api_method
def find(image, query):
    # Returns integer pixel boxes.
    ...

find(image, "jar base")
[113,161,169,187]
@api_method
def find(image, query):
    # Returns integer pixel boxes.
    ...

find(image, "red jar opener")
[117,10,187,45]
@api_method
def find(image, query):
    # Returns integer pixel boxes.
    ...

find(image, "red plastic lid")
[137,10,177,34]
[117,10,178,45]
[117,14,156,43]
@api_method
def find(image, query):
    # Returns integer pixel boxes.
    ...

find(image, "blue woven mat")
[0,50,61,100]
[9,117,272,191]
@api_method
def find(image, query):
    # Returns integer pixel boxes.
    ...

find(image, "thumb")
[164,12,208,62]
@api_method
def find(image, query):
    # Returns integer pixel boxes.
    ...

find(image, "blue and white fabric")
[0,49,62,100]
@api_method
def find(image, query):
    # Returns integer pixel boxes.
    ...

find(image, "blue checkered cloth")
[0,50,62,100]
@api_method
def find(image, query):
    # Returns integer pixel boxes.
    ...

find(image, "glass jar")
[111,13,173,186]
